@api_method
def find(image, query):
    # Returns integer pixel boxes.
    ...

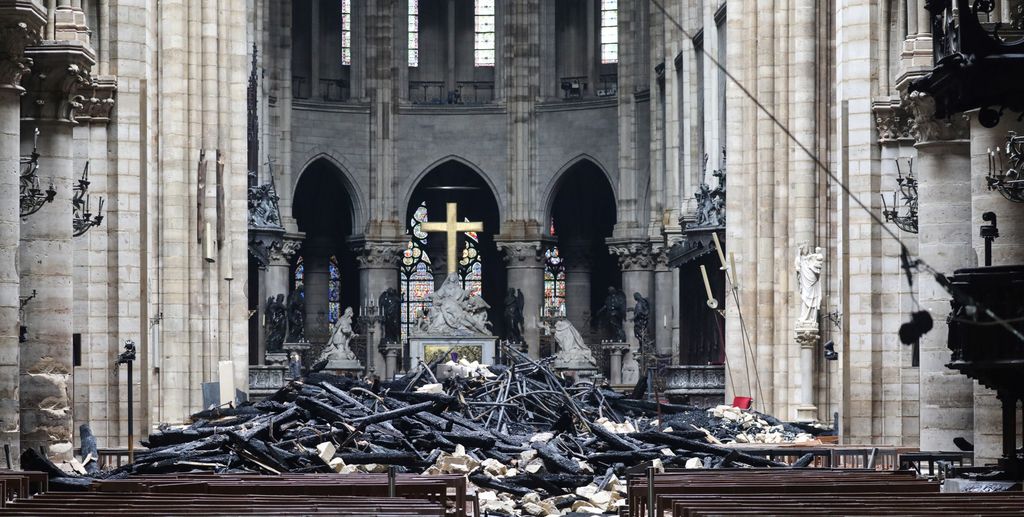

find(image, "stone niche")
[663,364,725,407]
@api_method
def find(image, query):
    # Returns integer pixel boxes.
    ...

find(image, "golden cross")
[421,202,484,274]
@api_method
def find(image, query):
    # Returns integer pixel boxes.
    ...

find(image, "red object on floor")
[732,396,753,409]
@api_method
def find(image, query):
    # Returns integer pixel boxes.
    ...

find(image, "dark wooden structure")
[945,266,1024,474]
[910,0,1024,123]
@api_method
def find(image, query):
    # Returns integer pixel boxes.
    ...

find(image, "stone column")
[560,240,593,341]
[0,0,46,468]
[652,249,673,357]
[73,76,115,449]
[907,91,974,453]
[19,41,94,461]
[354,240,403,372]
[301,238,331,343]
[259,238,301,363]
[969,113,1024,465]
[609,240,654,386]
[497,240,544,358]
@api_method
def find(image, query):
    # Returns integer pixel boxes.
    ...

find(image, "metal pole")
[127,358,133,464]
[387,465,397,497]
[646,466,656,517]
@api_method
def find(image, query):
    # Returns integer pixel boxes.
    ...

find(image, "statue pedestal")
[324,358,364,376]
[553,362,600,385]
[265,351,289,367]
[409,336,497,366]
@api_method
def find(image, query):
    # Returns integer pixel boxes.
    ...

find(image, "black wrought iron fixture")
[72,161,104,237]
[985,130,1024,203]
[19,128,55,218]
[881,158,919,233]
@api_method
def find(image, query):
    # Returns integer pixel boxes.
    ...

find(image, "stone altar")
[663,364,726,407]
[409,272,497,365]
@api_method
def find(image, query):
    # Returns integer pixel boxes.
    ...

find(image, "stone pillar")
[609,240,654,386]
[19,41,94,461]
[309,0,320,94]
[652,249,673,357]
[259,238,301,363]
[72,76,115,449]
[560,240,593,341]
[969,113,1024,465]
[907,91,974,453]
[302,238,331,343]
[0,0,46,468]
[497,241,544,358]
[354,240,403,372]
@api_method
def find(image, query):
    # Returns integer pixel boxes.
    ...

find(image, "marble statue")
[552,319,597,368]
[632,292,650,344]
[379,287,401,344]
[503,288,525,343]
[596,286,627,342]
[795,245,824,325]
[286,289,305,342]
[416,272,493,336]
[318,307,359,364]
[265,294,287,351]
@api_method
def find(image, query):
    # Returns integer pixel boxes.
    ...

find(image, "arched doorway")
[292,159,360,343]
[403,159,503,340]
[548,159,617,347]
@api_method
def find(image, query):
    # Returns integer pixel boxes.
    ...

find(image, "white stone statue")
[552,319,597,369]
[795,245,824,326]
[318,307,359,364]
[416,272,493,336]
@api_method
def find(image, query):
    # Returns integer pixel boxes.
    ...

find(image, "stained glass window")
[600,0,618,64]
[292,255,342,329]
[409,0,419,67]
[341,0,352,66]
[474,0,496,67]
[459,223,483,297]
[328,256,341,327]
[401,202,433,340]
[544,247,566,317]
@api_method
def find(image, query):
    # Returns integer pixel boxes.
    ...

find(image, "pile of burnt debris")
[25,350,829,515]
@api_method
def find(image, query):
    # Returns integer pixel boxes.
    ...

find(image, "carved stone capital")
[795,327,820,349]
[270,238,302,263]
[872,99,915,143]
[904,90,969,143]
[21,41,95,123]
[76,76,116,123]
[0,4,45,91]
[496,240,543,266]
[608,241,655,271]
[353,241,404,269]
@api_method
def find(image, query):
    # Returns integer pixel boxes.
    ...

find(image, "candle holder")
[72,161,104,237]
[986,131,1024,203]
[880,158,918,233]
[20,128,56,218]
